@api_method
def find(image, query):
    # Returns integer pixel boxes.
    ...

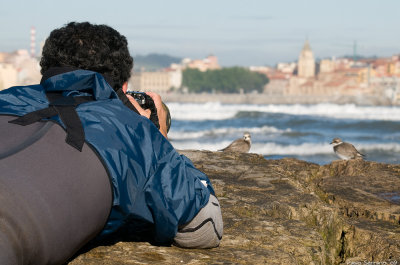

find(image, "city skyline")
[1,0,399,67]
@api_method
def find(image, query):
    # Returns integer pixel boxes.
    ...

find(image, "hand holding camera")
[126,91,171,138]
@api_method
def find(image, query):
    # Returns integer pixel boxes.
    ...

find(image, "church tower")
[298,39,315,78]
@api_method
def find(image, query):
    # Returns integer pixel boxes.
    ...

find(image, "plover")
[219,132,251,153]
[330,137,365,160]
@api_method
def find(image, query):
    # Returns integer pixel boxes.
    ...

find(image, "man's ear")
[122,82,128,93]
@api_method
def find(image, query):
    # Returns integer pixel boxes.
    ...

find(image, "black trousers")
[0,115,112,265]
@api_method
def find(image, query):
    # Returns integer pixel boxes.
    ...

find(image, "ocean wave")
[253,142,400,155]
[168,102,236,121]
[251,142,332,155]
[168,125,289,140]
[171,141,226,151]
[357,142,400,152]
[172,141,400,156]
[167,102,400,121]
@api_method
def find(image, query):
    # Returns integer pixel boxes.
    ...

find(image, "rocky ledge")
[69,150,400,265]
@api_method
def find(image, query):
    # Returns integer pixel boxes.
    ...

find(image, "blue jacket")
[0,70,213,243]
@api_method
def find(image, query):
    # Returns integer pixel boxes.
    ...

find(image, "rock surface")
[69,150,400,265]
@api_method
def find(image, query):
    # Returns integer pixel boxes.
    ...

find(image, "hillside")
[133,53,182,71]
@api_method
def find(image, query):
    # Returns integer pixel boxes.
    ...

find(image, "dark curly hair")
[40,22,133,90]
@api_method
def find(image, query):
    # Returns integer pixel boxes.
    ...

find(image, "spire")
[298,38,315,78]
[302,38,311,52]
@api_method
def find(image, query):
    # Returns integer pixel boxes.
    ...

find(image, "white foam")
[168,125,288,140]
[168,102,235,121]
[171,141,224,151]
[254,142,400,155]
[357,142,400,152]
[167,102,400,121]
[172,141,332,154]
[251,142,332,155]
[172,141,400,156]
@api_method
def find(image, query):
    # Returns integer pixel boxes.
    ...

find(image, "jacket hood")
[41,69,118,100]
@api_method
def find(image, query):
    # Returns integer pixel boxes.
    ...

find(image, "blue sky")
[1,0,399,66]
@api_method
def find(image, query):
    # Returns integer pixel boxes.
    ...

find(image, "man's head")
[40,22,133,91]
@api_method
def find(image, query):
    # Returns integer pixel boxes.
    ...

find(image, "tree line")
[181,67,269,93]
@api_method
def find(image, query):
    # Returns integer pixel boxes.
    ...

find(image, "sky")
[0,0,399,66]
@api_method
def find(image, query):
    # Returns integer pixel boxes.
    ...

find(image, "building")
[369,76,400,103]
[297,40,315,78]
[276,62,296,74]
[0,50,41,90]
[249,66,273,76]
[319,59,335,73]
[129,68,182,94]
[285,40,375,97]
[0,63,18,90]
[263,72,289,95]
[183,55,221,72]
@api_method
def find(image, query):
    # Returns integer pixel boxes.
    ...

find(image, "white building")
[129,68,182,94]
[0,50,41,89]
[0,63,18,90]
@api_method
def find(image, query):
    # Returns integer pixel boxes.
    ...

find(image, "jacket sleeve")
[143,130,214,244]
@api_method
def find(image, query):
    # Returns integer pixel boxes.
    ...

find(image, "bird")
[330,137,365,160]
[219,132,251,153]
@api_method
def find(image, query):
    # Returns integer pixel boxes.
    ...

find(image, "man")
[0,22,222,264]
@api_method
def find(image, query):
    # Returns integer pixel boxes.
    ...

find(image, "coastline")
[161,92,400,106]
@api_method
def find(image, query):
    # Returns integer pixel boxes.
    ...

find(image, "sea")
[166,102,400,165]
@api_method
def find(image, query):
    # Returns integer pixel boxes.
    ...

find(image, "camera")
[126,91,171,133]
